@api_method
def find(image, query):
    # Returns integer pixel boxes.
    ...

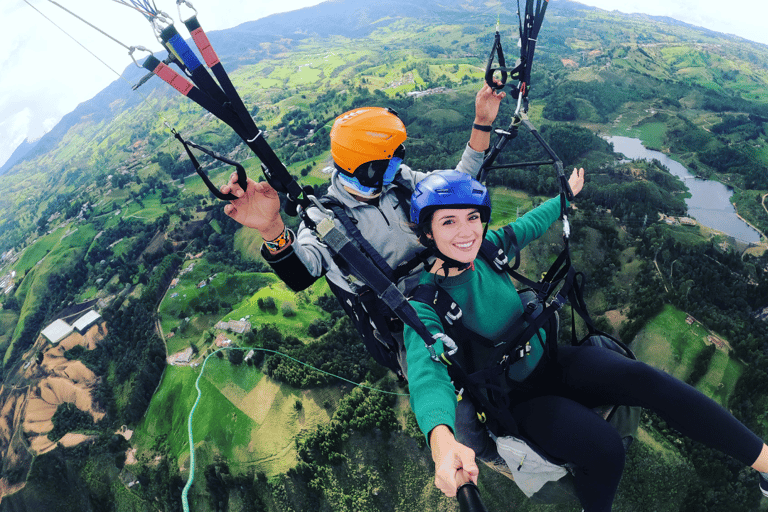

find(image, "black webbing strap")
[312,216,438,351]
[324,202,396,282]
[141,17,312,213]
[172,131,246,200]
[484,0,549,98]
[183,16,253,127]
[441,349,521,437]
[159,24,230,107]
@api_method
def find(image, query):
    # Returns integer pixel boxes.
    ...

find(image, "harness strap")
[325,202,395,282]
[322,177,430,285]
[173,132,246,201]
[313,215,437,354]
[140,18,312,213]
[159,24,230,107]
[439,344,521,437]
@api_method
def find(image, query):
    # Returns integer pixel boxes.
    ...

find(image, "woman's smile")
[430,208,484,266]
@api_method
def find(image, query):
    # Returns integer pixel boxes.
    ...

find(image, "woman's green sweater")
[404,197,563,440]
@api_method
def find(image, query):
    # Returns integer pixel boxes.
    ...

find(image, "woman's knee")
[584,427,626,475]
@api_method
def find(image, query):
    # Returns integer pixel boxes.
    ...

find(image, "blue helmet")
[410,170,491,226]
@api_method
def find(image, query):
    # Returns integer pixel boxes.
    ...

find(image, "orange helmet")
[330,107,407,186]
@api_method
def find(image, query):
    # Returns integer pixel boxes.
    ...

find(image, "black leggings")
[511,345,764,512]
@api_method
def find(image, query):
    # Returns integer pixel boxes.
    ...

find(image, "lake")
[607,136,762,244]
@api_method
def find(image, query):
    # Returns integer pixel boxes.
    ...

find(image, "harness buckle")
[425,345,438,362]
[493,249,508,270]
[445,302,462,325]
[315,217,336,238]
[550,293,567,310]
[429,333,458,363]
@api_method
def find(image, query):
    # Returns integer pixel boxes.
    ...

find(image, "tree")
[227,347,244,365]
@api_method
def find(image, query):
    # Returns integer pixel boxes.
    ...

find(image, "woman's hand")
[568,167,585,197]
[221,173,285,240]
[430,425,479,498]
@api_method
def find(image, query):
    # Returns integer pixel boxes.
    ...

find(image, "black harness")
[317,176,433,378]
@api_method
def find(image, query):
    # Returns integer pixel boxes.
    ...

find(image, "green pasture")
[612,247,643,297]
[12,226,66,276]
[630,304,742,406]
[159,265,279,351]
[76,285,100,303]
[0,309,19,363]
[159,255,331,353]
[6,224,90,363]
[110,237,136,259]
[657,223,709,247]
[233,228,263,262]
[222,278,330,337]
[122,192,170,223]
[488,188,535,228]
[636,121,667,150]
[134,357,339,477]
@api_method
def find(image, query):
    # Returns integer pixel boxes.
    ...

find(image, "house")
[214,320,252,334]
[214,333,232,347]
[173,347,194,364]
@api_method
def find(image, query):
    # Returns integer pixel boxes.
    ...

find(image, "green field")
[133,356,341,478]
[488,188,537,228]
[630,304,742,406]
[636,121,667,150]
[159,257,332,355]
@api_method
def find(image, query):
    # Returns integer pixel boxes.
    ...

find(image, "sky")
[1,0,767,169]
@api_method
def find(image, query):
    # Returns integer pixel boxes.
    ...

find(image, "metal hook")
[176,0,197,22]
[129,45,153,68]
[149,11,174,44]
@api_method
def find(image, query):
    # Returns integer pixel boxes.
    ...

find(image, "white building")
[73,310,102,334]
[41,319,74,345]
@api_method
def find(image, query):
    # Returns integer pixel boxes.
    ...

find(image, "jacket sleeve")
[403,300,458,442]
[454,143,486,179]
[401,143,487,187]
[261,206,355,293]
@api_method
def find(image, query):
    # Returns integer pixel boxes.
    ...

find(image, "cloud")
[576,0,768,45]
[0,108,33,166]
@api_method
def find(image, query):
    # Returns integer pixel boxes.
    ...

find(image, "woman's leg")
[555,345,765,467]
[512,395,626,512]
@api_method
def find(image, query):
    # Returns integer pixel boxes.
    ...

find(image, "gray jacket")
[280,143,485,294]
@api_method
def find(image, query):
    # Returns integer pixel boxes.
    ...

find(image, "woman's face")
[429,208,484,264]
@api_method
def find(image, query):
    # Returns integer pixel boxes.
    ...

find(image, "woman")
[403,169,768,511]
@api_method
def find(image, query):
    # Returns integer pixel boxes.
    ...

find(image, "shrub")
[281,301,296,317]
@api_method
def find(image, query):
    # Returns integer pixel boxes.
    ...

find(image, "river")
[607,136,762,244]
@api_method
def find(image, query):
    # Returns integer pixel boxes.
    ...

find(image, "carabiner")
[150,11,175,44]
[129,46,153,68]
[176,0,197,24]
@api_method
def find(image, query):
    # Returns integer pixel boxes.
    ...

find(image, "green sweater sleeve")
[404,300,459,442]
